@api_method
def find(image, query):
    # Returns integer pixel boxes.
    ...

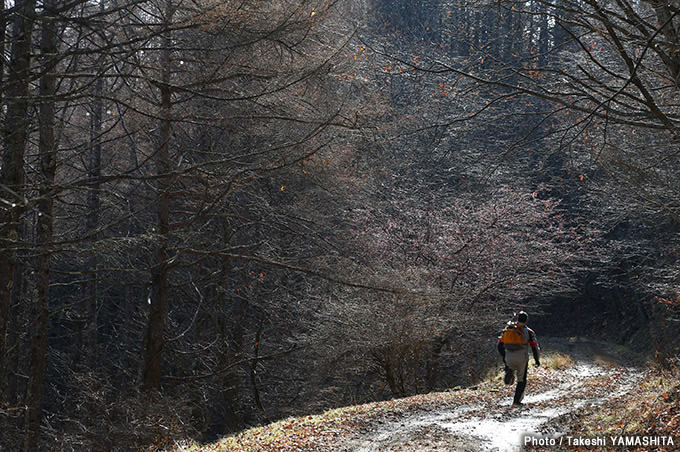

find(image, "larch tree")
[24,0,59,448]
[0,0,35,400]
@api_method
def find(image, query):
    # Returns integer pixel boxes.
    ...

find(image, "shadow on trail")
[338,338,646,452]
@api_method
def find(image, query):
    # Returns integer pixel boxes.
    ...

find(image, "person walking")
[497,311,540,406]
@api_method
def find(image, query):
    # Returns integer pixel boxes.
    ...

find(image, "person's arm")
[497,339,506,359]
[497,336,509,369]
[528,329,540,366]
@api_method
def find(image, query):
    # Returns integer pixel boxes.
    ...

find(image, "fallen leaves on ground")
[176,343,678,452]
[176,352,570,451]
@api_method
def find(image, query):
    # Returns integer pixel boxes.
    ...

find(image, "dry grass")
[174,344,679,452]
[586,371,679,437]
[542,351,573,370]
[530,369,680,452]
[173,373,524,452]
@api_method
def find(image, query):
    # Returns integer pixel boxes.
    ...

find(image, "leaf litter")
[179,338,677,452]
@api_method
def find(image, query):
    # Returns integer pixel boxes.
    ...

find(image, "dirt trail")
[338,338,645,452]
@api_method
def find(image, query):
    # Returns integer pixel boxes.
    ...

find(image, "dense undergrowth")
[168,344,679,452]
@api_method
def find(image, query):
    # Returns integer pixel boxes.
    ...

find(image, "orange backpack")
[501,321,526,350]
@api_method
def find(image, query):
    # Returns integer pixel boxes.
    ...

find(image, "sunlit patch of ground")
[176,338,677,452]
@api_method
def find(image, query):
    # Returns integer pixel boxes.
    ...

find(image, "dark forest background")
[1,0,679,449]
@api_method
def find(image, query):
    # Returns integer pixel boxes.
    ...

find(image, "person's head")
[517,311,528,324]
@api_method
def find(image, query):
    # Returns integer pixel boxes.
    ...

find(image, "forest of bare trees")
[1,0,679,449]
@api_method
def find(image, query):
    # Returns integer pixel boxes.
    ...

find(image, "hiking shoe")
[504,367,515,385]
[512,402,524,408]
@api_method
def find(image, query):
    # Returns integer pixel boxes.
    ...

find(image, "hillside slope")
[178,338,679,452]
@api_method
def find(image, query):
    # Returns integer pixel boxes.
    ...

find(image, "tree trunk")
[84,73,103,372]
[648,0,680,83]
[249,316,266,413]
[425,339,445,392]
[0,0,35,402]
[0,0,6,93]
[24,1,57,448]
[214,220,245,432]
[6,265,25,405]
[142,2,174,390]
[383,352,405,398]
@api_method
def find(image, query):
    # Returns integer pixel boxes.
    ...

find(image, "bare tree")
[23,0,59,448]
[0,0,36,400]
[314,185,585,397]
